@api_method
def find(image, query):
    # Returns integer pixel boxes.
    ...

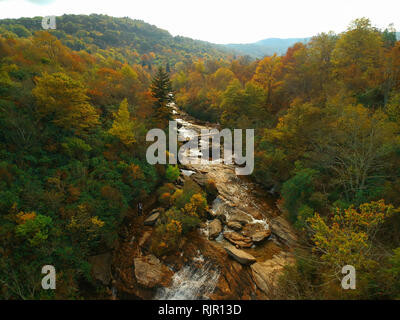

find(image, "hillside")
[1,13,400,301]
[0,14,233,67]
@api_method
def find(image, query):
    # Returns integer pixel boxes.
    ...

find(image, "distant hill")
[225,37,310,58]
[226,32,400,58]
[1,15,399,62]
[0,14,233,66]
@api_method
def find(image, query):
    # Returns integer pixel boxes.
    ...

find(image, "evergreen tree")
[150,66,172,127]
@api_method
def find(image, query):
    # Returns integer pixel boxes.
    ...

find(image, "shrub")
[165,165,180,182]
[204,179,218,202]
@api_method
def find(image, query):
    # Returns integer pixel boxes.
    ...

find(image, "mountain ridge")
[224,32,400,58]
[1,14,399,61]
[0,14,233,65]
[224,37,311,58]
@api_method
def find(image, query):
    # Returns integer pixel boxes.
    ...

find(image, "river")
[153,103,297,300]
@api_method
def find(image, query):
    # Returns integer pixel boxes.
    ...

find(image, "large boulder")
[223,231,252,248]
[134,255,173,288]
[251,230,271,243]
[227,221,242,231]
[228,210,252,225]
[144,212,160,226]
[224,246,256,265]
[241,223,271,243]
[208,219,222,239]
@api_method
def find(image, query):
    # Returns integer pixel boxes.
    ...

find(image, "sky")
[0,0,399,44]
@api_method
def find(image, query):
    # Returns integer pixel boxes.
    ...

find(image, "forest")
[0,14,400,299]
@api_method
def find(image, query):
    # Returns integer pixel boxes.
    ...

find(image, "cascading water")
[154,254,220,300]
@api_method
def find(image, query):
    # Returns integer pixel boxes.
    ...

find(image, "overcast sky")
[0,0,398,43]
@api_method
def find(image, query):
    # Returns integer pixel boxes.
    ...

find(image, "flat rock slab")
[251,252,295,294]
[228,210,252,225]
[241,223,271,243]
[144,212,160,226]
[251,230,271,243]
[134,255,173,288]
[224,246,256,265]
[223,231,253,248]
[270,215,298,246]
[227,221,242,231]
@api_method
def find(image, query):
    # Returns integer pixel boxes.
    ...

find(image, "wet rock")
[241,222,269,241]
[249,211,263,220]
[208,219,222,239]
[227,221,242,231]
[144,212,160,226]
[223,231,253,248]
[224,246,256,265]
[251,230,271,243]
[134,255,173,288]
[205,208,216,220]
[217,213,227,225]
[228,210,252,225]
[199,222,207,229]
[88,252,112,285]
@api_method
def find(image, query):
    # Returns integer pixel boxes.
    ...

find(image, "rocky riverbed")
[107,104,298,300]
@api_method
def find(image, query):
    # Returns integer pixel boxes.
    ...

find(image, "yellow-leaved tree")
[308,200,396,273]
[32,72,99,134]
[108,98,136,146]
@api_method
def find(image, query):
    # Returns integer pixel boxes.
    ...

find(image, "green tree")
[150,66,172,126]
[165,165,180,182]
[281,164,317,222]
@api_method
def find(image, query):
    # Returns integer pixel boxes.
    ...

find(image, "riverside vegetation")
[0,15,400,299]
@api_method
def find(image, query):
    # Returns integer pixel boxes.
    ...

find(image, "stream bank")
[109,104,298,300]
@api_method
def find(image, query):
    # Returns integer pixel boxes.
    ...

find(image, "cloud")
[26,0,56,5]
[0,0,57,4]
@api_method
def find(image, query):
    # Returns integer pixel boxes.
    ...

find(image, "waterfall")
[154,254,220,300]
